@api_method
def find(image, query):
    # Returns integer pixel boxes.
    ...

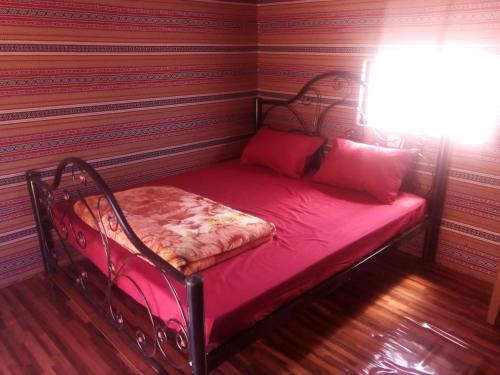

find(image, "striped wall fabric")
[258,0,500,283]
[1,0,499,287]
[0,0,257,287]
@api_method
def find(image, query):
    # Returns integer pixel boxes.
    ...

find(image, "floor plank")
[0,250,499,374]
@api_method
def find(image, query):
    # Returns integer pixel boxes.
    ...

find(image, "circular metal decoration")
[166,318,189,353]
[113,310,124,329]
[157,326,168,343]
[107,214,118,232]
[176,331,189,352]
[136,330,147,351]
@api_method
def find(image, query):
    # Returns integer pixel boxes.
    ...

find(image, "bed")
[26,71,451,374]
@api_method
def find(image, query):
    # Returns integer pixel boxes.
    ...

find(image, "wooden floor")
[1,251,499,375]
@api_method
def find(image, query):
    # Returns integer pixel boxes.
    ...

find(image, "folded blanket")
[73,186,275,275]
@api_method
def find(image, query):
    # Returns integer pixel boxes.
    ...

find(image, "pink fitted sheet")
[58,160,426,349]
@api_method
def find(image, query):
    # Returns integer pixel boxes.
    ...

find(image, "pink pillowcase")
[313,138,417,204]
[241,128,325,178]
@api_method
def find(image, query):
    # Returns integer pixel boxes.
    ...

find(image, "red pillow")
[241,128,325,178]
[313,138,417,204]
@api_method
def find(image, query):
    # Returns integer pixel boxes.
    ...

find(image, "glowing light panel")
[364,46,500,143]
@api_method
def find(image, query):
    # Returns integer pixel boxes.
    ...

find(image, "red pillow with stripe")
[313,138,418,204]
[241,128,325,178]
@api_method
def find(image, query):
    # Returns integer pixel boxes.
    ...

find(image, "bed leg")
[187,275,207,375]
[422,136,451,263]
[26,171,53,274]
[255,97,262,131]
[422,221,435,263]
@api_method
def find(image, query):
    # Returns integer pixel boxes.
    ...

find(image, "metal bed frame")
[26,71,451,374]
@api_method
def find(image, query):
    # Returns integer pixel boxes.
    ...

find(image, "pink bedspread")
[59,160,426,349]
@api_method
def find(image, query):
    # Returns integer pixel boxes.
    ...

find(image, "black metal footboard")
[26,158,207,375]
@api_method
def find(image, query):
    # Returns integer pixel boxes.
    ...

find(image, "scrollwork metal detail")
[136,330,148,352]
[259,71,364,137]
[110,307,124,329]
[104,253,191,369]
[29,158,193,371]
[107,213,118,232]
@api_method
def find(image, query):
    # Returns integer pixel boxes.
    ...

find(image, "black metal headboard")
[256,71,366,139]
[254,70,451,262]
[254,70,430,178]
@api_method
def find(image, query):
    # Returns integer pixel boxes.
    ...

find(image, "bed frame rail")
[207,220,427,369]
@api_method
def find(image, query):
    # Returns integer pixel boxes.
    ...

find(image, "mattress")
[57,159,426,349]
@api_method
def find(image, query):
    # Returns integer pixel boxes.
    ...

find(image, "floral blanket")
[73,186,275,275]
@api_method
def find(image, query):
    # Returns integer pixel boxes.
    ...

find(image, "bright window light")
[364,46,500,144]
